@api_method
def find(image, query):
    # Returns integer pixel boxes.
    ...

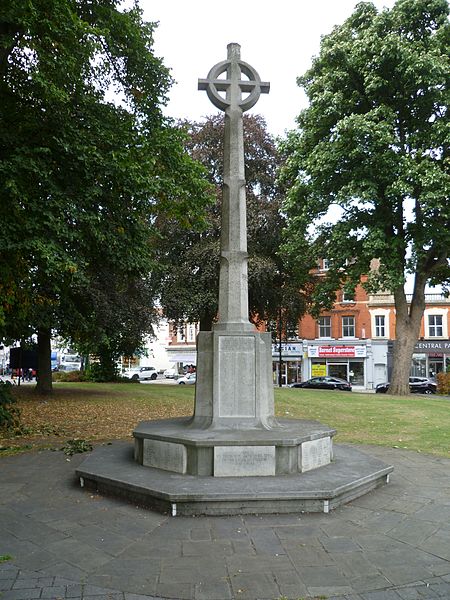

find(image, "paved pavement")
[1,443,449,600]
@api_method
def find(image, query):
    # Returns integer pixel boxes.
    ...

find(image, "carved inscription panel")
[214,445,275,477]
[300,437,332,472]
[143,439,187,474]
[218,336,256,417]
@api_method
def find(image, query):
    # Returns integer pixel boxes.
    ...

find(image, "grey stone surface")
[188,44,275,434]
[301,435,332,472]
[142,438,187,474]
[198,43,269,329]
[133,416,337,477]
[1,443,449,599]
[76,441,392,515]
[213,445,275,476]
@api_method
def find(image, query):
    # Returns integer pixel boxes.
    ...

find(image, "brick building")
[367,292,450,381]
[273,269,450,390]
[151,265,450,390]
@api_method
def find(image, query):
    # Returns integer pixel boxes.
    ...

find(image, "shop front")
[411,340,450,378]
[271,342,302,385]
[166,349,197,375]
[305,343,368,388]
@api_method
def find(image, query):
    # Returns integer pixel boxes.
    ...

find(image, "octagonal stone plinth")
[133,417,336,477]
[76,441,393,516]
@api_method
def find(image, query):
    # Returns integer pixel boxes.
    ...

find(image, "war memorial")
[76,44,393,516]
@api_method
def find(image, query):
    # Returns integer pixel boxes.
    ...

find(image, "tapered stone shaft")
[199,43,269,331]
[196,44,274,430]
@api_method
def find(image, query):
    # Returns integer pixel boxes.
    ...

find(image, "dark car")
[291,376,352,391]
[375,376,436,394]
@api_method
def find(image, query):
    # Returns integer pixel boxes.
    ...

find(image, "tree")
[280,0,449,395]
[156,114,308,333]
[0,0,211,393]
[60,269,159,381]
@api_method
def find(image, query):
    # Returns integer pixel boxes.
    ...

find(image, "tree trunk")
[36,328,53,395]
[98,347,118,381]
[389,280,426,395]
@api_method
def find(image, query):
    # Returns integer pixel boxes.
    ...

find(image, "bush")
[436,372,450,395]
[84,363,106,382]
[52,370,86,383]
[0,381,21,432]
[84,361,120,382]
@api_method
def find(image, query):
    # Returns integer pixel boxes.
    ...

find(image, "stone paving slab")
[0,444,449,599]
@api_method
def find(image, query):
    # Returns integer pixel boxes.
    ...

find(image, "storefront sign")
[168,353,197,364]
[271,343,302,357]
[414,340,450,352]
[311,364,327,376]
[308,345,367,358]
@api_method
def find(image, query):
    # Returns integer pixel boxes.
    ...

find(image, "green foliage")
[84,360,119,383]
[61,439,93,456]
[0,381,21,432]
[0,555,13,562]
[0,0,213,384]
[52,370,86,383]
[281,0,450,301]
[280,0,449,392]
[436,372,450,395]
[157,114,309,331]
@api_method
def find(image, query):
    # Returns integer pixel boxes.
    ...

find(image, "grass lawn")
[1,382,449,458]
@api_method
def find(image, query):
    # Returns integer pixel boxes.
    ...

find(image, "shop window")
[410,355,427,378]
[328,363,348,380]
[317,316,331,338]
[428,314,443,337]
[342,316,355,338]
[428,358,443,379]
[287,361,302,384]
[374,315,386,337]
[349,361,364,386]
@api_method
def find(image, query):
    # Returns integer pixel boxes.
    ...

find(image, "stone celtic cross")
[198,42,270,112]
[198,43,269,331]
[77,43,392,514]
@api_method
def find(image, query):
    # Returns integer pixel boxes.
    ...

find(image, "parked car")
[291,376,352,391]
[177,373,196,385]
[122,366,158,381]
[163,368,178,379]
[375,377,436,394]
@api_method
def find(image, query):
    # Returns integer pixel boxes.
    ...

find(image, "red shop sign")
[308,345,367,358]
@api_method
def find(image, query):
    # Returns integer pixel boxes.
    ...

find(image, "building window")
[176,325,186,343]
[187,323,197,343]
[342,316,355,338]
[318,316,331,338]
[428,314,443,337]
[374,315,385,337]
[342,290,355,302]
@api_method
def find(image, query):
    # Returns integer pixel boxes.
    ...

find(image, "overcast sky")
[141,0,396,137]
